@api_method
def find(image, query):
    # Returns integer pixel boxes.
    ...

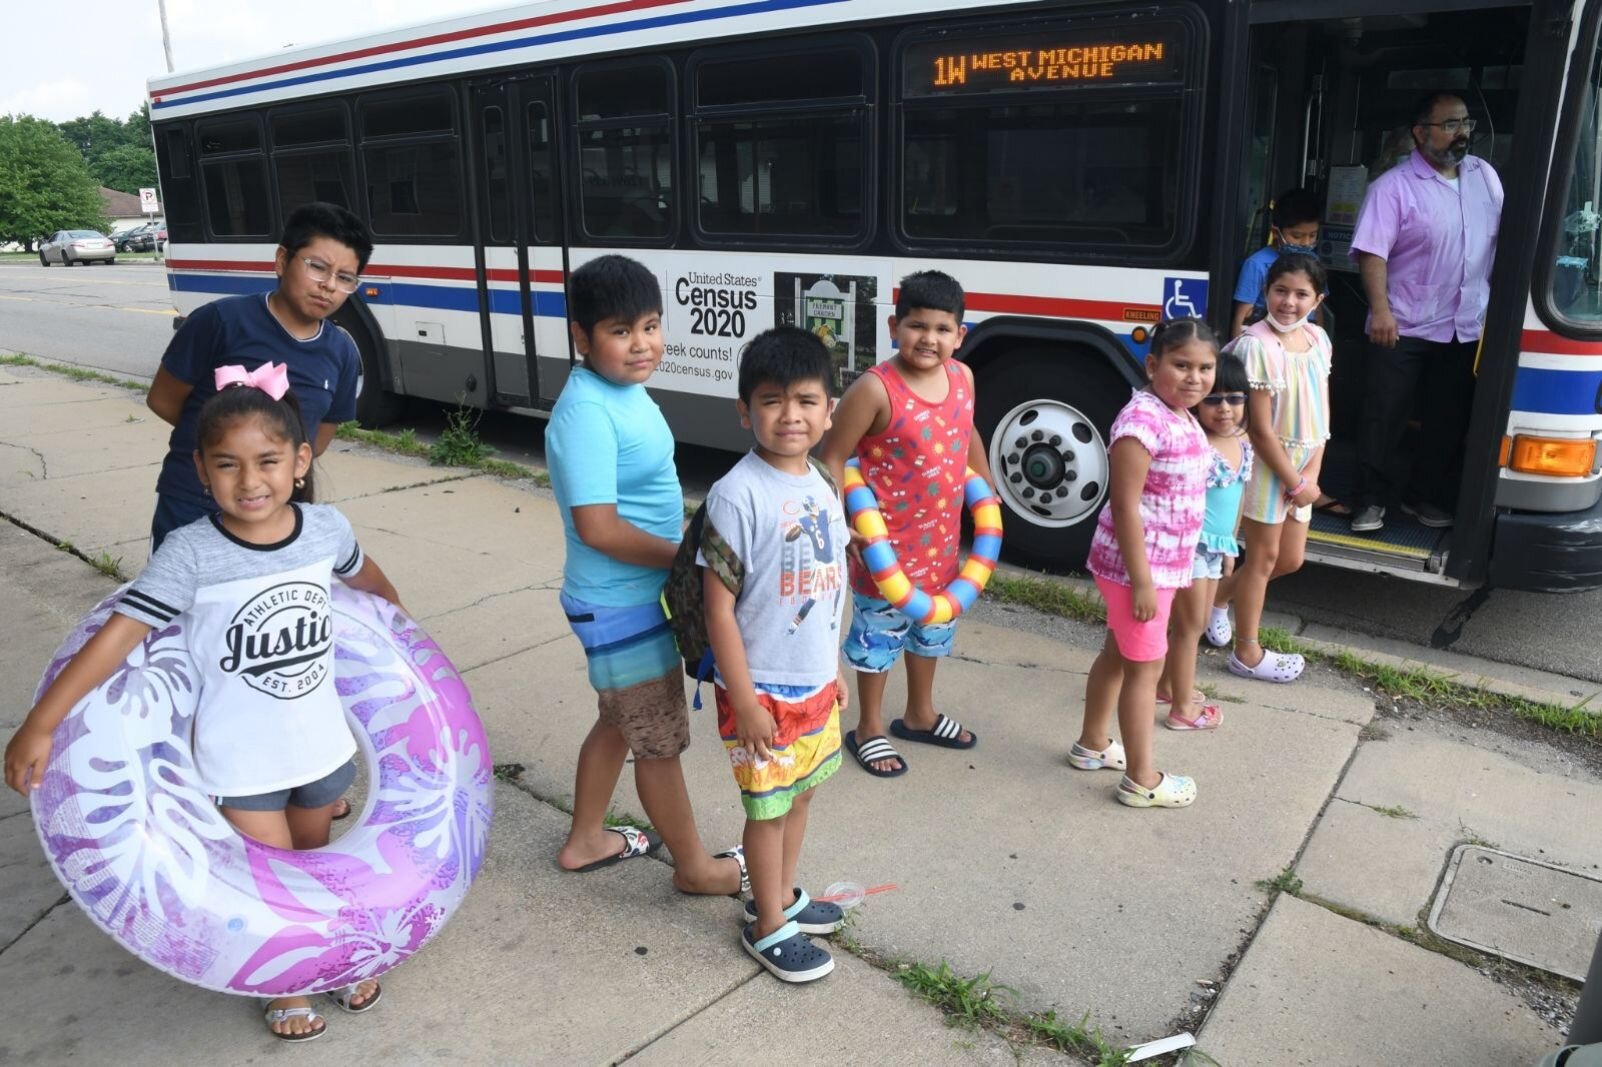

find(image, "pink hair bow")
[214,362,290,400]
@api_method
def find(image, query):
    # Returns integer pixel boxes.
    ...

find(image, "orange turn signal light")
[1498,436,1511,467]
[1508,435,1597,477]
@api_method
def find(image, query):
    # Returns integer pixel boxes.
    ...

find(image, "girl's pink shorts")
[1095,576,1178,662]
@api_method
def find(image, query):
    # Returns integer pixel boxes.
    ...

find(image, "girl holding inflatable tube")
[5,366,402,1043]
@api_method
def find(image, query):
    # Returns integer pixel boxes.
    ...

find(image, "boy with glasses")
[145,202,373,551]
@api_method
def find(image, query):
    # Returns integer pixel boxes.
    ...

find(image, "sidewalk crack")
[609,970,763,1064]
[421,582,563,622]
[0,892,69,956]
[0,439,48,480]
[456,632,569,674]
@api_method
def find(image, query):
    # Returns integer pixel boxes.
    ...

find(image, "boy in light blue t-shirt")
[545,254,744,897]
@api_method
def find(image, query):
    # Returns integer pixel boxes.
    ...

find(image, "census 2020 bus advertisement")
[570,249,893,401]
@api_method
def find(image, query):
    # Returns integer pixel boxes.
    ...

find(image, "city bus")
[147,0,1602,592]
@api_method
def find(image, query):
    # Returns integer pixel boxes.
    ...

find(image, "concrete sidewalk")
[0,364,1589,1065]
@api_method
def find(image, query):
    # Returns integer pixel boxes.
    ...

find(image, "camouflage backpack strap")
[700,509,744,599]
[807,456,839,497]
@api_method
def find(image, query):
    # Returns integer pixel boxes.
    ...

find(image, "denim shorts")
[1192,546,1227,582]
[217,758,356,812]
[843,593,957,673]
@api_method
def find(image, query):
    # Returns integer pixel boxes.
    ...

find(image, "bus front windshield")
[1549,30,1602,327]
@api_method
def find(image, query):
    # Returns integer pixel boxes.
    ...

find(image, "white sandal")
[263,1000,326,1042]
[1228,644,1304,683]
[1117,771,1197,808]
[1205,607,1233,648]
[328,980,382,1014]
[1068,739,1127,771]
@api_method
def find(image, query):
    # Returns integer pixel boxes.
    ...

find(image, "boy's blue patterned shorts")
[843,593,956,673]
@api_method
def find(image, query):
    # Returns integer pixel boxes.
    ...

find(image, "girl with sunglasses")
[1208,254,1331,683]
[1158,352,1252,728]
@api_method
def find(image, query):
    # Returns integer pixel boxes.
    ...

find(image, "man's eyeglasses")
[1419,118,1477,135]
[299,256,361,294]
[1200,393,1248,407]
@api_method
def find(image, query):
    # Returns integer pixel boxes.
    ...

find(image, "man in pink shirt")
[1349,92,1504,534]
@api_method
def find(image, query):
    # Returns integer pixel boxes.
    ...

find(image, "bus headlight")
[1507,435,1598,477]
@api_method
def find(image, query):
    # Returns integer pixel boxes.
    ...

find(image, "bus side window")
[689,42,871,244]
[197,115,273,239]
[572,61,674,242]
[270,104,357,220]
[358,87,464,239]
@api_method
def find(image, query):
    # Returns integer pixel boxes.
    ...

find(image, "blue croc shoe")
[743,887,845,935]
[742,920,834,983]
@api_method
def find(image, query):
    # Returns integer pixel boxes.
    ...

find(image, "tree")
[0,115,108,250]
[55,106,157,195]
[94,143,158,193]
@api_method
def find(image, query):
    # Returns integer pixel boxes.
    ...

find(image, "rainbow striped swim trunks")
[715,680,841,820]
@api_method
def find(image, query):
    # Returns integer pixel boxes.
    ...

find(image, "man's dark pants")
[1357,335,1478,513]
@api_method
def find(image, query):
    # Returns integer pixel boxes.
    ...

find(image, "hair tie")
[214,362,290,400]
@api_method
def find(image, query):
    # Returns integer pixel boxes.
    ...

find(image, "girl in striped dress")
[1214,254,1332,684]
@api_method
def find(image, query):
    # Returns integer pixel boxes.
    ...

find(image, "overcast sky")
[4,0,501,123]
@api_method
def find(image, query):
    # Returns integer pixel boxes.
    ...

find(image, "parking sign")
[139,188,159,213]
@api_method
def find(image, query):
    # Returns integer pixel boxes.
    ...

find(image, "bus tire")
[975,347,1126,572]
[336,309,405,429]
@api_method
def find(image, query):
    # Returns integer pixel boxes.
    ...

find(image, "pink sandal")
[1165,704,1222,731]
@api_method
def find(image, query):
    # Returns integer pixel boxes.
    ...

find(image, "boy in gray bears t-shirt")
[700,327,851,984]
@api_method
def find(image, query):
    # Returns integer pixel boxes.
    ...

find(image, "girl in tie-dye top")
[1073,318,1215,811]
[1214,253,1331,687]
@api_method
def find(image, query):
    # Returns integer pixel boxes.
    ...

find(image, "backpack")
[664,457,838,706]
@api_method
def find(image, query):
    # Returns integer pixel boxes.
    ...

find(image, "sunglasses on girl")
[1201,393,1248,406]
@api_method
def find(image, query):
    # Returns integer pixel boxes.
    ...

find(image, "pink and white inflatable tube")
[30,585,492,996]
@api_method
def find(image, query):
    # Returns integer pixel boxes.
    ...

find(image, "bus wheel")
[975,349,1124,572]
[338,311,406,429]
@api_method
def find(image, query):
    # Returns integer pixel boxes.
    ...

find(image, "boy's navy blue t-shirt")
[156,293,360,511]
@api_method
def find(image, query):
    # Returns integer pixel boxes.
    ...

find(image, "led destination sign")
[906,25,1183,96]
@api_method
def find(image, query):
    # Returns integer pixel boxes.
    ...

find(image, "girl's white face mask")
[1266,311,1311,333]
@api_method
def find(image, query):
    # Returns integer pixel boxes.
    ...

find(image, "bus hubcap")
[988,399,1109,529]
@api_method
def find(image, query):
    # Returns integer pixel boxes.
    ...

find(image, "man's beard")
[1422,138,1471,167]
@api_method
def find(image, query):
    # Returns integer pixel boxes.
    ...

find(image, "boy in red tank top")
[821,271,996,777]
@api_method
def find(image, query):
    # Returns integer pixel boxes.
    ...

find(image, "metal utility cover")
[1428,844,1602,981]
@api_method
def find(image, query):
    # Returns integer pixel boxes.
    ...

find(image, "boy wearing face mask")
[1230,189,1326,339]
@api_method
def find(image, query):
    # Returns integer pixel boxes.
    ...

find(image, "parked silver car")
[39,230,115,266]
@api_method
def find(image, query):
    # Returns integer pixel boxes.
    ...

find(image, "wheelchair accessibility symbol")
[1163,278,1208,320]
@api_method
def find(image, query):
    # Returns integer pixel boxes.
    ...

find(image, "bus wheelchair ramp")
[1305,507,1448,576]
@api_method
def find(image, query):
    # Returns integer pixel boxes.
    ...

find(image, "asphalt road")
[3,262,1599,685]
[0,260,177,379]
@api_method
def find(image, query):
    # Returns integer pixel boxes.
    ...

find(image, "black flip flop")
[890,714,977,750]
[845,730,908,778]
[565,825,661,873]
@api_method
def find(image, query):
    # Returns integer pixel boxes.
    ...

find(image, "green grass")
[986,573,1107,624]
[895,961,1015,1028]
[1370,804,1419,820]
[0,353,145,392]
[893,960,1134,1065]
[1256,867,1304,897]
[1022,1010,1131,1065]
[428,404,496,467]
[334,420,550,486]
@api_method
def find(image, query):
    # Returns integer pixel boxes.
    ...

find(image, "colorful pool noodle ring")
[842,458,1003,625]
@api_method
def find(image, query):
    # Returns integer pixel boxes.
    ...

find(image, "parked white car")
[39,230,115,266]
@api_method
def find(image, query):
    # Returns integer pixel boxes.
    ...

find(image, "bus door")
[470,76,561,408]
[1234,2,1534,582]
